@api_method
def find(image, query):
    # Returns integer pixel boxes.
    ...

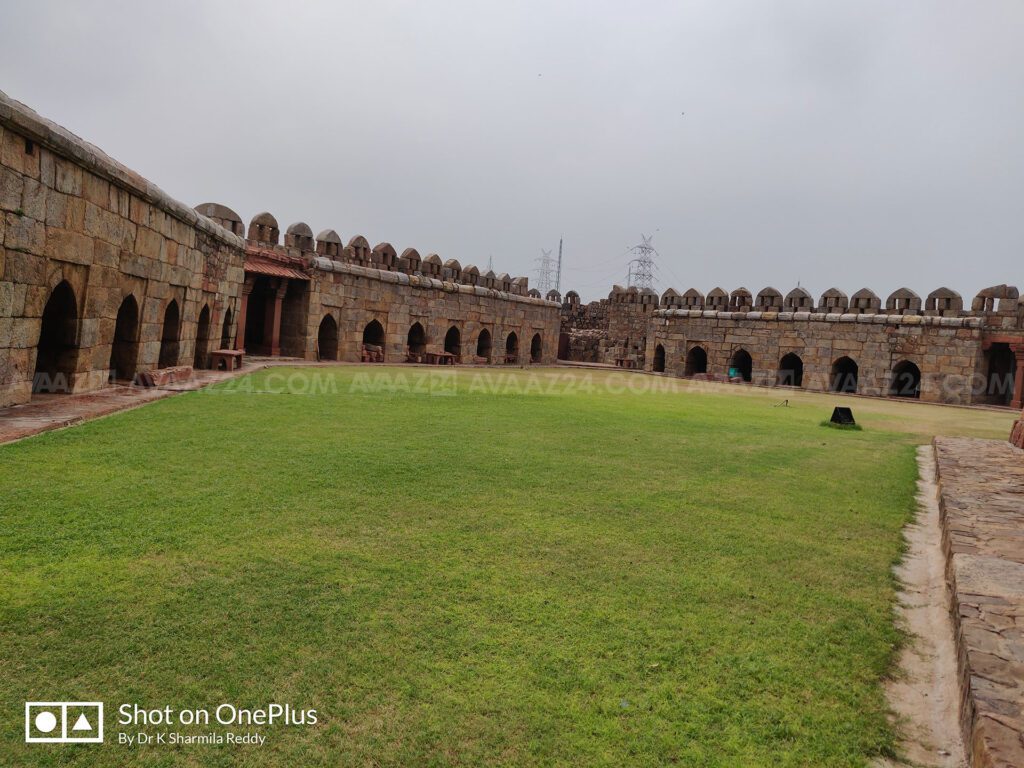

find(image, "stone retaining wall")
[933,437,1024,768]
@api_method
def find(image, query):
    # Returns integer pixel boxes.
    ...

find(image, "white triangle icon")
[72,713,92,731]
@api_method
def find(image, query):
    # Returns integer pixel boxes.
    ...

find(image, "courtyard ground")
[0,367,1014,767]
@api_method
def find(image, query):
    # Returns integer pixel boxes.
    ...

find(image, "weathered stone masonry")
[195,205,561,367]
[561,283,1024,406]
[0,91,246,408]
[0,91,559,410]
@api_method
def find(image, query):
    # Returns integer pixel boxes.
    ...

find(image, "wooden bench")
[210,349,243,371]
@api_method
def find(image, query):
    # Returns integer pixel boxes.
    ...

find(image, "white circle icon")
[34,711,58,733]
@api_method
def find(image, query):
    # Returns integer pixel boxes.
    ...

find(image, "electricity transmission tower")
[626,234,657,291]
[534,248,557,293]
[555,237,563,292]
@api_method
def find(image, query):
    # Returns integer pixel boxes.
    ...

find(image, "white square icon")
[25,701,104,743]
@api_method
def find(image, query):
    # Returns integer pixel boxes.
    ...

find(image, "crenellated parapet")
[593,284,1024,328]
[193,205,538,301]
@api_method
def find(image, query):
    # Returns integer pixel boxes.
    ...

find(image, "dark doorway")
[362,320,385,346]
[243,276,273,353]
[407,322,426,360]
[557,332,570,360]
[831,357,858,393]
[193,305,211,369]
[984,343,1016,405]
[362,320,385,362]
[220,308,233,349]
[318,315,338,360]
[476,329,492,361]
[444,326,461,357]
[505,332,519,364]
[684,346,707,376]
[158,300,181,368]
[653,344,666,372]
[729,348,752,382]
[33,280,78,393]
[890,360,921,398]
[778,353,803,387]
[108,294,140,383]
[530,333,543,363]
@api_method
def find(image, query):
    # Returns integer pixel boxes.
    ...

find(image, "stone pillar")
[266,281,289,357]
[235,277,254,352]
[1011,344,1024,410]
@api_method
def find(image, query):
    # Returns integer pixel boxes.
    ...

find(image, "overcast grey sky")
[2,1,1021,301]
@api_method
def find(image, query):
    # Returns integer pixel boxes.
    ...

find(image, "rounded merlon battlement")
[546,289,561,302]
[925,287,963,316]
[784,286,814,312]
[248,212,280,245]
[565,289,581,305]
[372,242,398,271]
[285,222,314,251]
[347,235,371,265]
[422,253,443,278]
[399,247,422,274]
[528,288,542,298]
[316,229,342,258]
[707,287,729,310]
[819,287,848,312]
[850,288,881,314]
[885,287,922,315]
[195,202,244,237]
[729,287,752,311]
[661,288,682,308]
[443,259,462,282]
[681,288,704,309]
[461,264,480,286]
[755,287,782,310]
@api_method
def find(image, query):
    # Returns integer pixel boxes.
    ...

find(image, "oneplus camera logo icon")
[25,702,104,743]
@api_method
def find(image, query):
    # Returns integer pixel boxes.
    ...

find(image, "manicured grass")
[0,367,1007,766]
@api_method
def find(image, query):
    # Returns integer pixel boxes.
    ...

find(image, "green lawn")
[0,367,1007,766]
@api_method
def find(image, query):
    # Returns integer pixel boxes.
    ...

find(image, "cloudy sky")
[2,1,1021,301]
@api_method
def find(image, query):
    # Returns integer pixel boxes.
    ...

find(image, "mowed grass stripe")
[0,367,936,766]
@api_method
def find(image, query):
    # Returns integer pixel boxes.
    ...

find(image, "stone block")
[45,227,93,265]
[54,157,83,195]
[0,165,23,211]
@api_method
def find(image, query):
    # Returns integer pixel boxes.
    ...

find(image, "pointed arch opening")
[318,315,339,361]
[444,326,461,360]
[406,322,426,362]
[684,346,707,376]
[362,319,385,362]
[505,332,519,364]
[890,360,921,399]
[193,305,211,369]
[830,357,858,393]
[728,348,752,382]
[476,328,492,362]
[33,280,79,394]
[108,294,140,383]
[777,353,803,387]
[653,344,666,373]
[158,300,181,369]
[530,333,543,363]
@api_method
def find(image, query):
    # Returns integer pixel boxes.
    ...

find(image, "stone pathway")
[933,437,1024,768]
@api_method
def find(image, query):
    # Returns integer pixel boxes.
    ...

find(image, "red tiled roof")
[244,251,310,281]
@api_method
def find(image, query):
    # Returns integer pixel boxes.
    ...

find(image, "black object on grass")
[830,407,855,426]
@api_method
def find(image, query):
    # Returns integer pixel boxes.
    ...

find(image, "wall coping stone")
[0,89,244,250]
[312,256,556,307]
